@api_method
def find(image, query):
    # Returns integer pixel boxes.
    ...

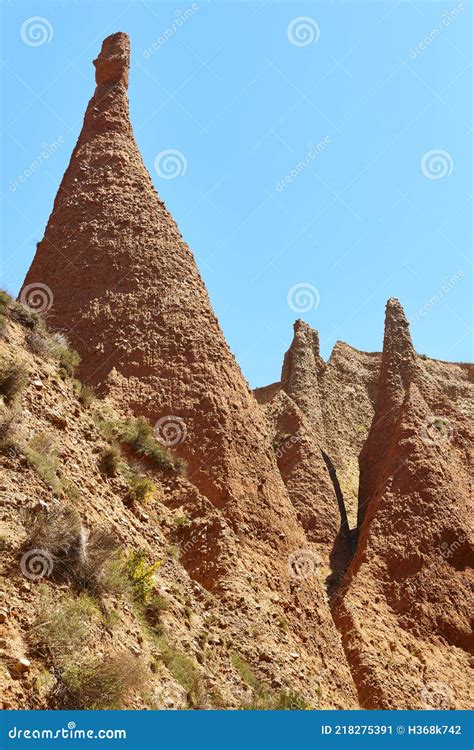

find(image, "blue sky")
[1,0,472,387]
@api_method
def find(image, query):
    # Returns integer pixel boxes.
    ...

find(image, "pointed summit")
[281,319,326,443]
[93,32,130,87]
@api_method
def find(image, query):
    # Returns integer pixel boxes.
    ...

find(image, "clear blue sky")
[1,0,472,387]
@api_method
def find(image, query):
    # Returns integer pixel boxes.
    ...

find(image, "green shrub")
[231,653,307,710]
[173,515,190,529]
[99,445,121,476]
[0,291,12,333]
[124,466,156,505]
[0,359,28,404]
[73,380,95,408]
[0,290,12,315]
[123,550,161,605]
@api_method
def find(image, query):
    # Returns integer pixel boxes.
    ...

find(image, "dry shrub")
[59,653,144,709]
[25,506,121,592]
[0,359,28,404]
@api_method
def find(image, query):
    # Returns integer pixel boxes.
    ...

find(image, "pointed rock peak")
[93,32,130,87]
[280,321,326,441]
[380,297,418,393]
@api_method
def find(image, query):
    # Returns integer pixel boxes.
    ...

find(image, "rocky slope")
[3,31,472,711]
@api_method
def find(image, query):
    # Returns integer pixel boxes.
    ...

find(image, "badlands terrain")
[0,33,472,710]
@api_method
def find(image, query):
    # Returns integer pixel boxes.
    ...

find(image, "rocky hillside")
[2,32,472,711]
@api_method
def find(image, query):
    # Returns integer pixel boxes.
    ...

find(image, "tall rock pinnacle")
[357,298,419,526]
[334,297,473,709]
[281,319,327,444]
[21,31,270,507]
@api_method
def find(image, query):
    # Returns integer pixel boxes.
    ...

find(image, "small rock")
[33,379,43,388]
[0,608,8,623]
[130,645,142,656]
[289,652,300,660]
[9,656,31,675]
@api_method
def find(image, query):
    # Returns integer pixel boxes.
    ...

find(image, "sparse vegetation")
[124,466,156,505]
[26,331,50,355]
[59,653,144,709]
[73,379,95,408]
[31,587,143,709]
[10,301,47,332]
[25,432,62,493]
[157,635,205,707]
[48,333,80,377]
[231,652,308,710]
[173,515,190,529]
[123,550,161,605]
[99,444,121,476]
[97,414,184,474]
[0,406,20,453]
[0,358,28,404]
[26,506,121,592]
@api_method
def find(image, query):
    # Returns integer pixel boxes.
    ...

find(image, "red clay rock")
[334,298,473,709]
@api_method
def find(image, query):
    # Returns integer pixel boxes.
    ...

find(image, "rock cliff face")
[6,31,473,711]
